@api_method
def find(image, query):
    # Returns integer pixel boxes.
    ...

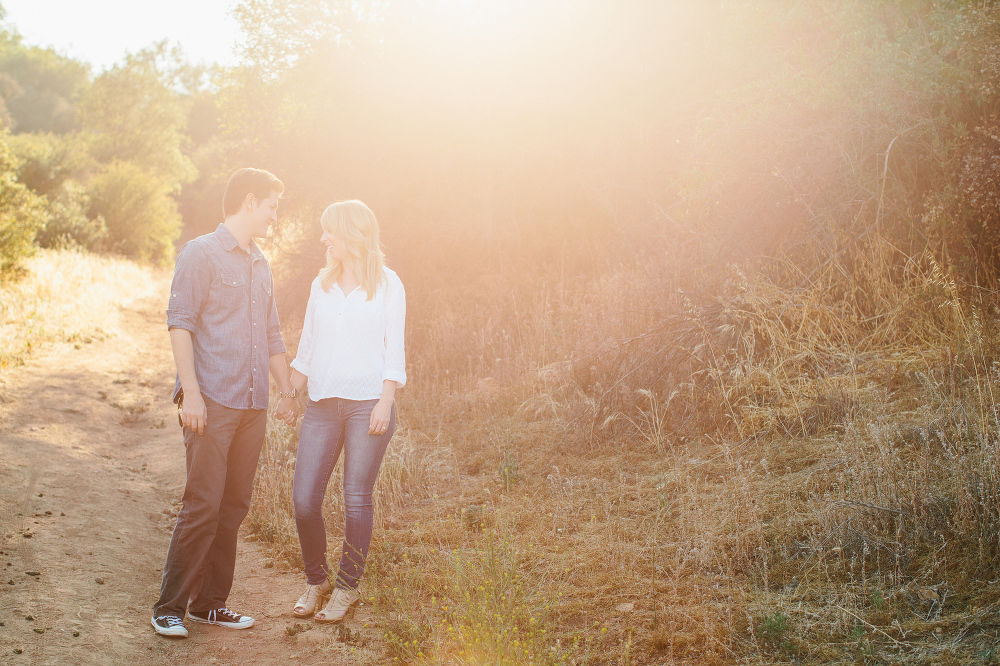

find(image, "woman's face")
[321,228,347,262]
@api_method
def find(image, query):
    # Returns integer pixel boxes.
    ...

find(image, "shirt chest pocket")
[217,273,247,306]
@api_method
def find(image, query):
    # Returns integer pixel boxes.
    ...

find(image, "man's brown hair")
[222,168,284,217]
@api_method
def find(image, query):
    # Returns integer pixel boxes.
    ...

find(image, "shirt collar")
[214,223,264,260]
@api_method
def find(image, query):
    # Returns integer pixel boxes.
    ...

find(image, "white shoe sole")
[151,617,189,637]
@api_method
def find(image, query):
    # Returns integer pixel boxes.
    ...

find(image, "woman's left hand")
[369,398,393,435]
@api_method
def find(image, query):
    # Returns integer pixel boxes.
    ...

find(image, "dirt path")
[0,276,377,665]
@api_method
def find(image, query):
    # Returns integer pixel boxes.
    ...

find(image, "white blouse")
[291,267,406,401]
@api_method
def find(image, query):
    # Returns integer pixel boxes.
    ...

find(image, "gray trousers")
[153,395,266,617]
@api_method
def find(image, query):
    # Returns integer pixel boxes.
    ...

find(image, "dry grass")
[245,237,1000,663]
[0,248,160,368]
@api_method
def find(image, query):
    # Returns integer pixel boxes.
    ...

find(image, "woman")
[287,200,406,622]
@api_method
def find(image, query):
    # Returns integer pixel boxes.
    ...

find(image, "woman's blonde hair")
[318,200,386,300]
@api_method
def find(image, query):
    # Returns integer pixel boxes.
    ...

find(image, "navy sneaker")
[151,615,188,637]
[188,607,255,629]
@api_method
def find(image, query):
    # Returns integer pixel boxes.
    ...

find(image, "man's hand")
[181,391,208,435]
[276,396,298,426]
[170,327,206,435]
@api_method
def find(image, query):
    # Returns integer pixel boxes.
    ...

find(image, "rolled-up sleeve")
[382,276,406,387]
[166,242,208,332]
[266,265,286,357]
[290,281,317,377]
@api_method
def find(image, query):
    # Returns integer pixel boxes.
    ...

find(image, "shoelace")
[157,616,184,628]
[205,608,241,624]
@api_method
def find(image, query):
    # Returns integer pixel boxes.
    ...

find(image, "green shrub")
[7,131,92,197]
[34,179,105,250]
[0,131,45,278]
[87,160,180,265]
[6,132,108,251]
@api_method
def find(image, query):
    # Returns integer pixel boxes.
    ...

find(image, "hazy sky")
[2,0,242,71]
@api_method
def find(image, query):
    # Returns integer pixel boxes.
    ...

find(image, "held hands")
[276,396,299,426]
[369,397,393,435]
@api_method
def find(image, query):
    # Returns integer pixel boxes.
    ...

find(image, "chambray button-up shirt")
[166,224,286,410]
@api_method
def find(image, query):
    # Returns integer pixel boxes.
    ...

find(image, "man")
[151,168,298,637]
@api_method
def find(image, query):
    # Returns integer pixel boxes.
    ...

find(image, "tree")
[73,44,198,263]
[233,0,382,80]
[0,30,89,133]
[77,46,196,190]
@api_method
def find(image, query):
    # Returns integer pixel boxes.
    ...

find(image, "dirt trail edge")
[0,275,375,665]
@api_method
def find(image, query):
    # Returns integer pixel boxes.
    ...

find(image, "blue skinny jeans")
[293,397,395,589]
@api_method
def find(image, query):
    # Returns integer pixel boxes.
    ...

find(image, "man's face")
[249,191,280,238]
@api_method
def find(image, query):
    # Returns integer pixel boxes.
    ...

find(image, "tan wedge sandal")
[293,580,331,618]
[314,587,359,623]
